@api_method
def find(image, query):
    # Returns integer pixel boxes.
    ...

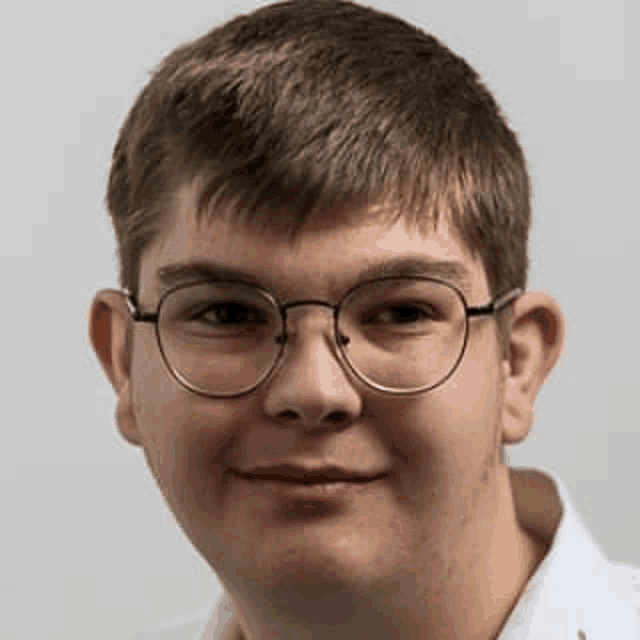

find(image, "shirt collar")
[499,465,638,639]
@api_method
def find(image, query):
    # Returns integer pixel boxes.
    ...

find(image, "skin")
[89,181,564,640]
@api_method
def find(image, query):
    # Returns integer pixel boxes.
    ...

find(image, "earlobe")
[88,290,142,446]
[115,380,142,446]
[500,292,565,446]
[502,374,534,445]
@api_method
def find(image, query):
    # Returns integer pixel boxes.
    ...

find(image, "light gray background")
[2,0,638,638]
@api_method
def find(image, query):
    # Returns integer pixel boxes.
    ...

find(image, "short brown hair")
[106,0,529,353]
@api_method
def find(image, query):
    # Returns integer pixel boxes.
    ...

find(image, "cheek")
[131,334,178,452]
[130,334,206,501]
[131,335,248,522]
[414,334,503,466]
[133,369,190,504]
[445,326,503,421]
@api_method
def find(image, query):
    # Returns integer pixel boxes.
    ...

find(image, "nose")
[262,304,362,430]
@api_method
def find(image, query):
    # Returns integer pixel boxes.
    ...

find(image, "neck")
[453,465,548,639]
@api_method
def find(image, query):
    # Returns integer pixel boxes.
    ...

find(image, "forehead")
[139,183,489,303]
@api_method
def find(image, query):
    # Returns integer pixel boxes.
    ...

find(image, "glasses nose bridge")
[279,298,357,347]
[281,299,337,313]
[279,299,339,335]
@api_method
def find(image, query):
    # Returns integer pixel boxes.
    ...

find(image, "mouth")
[228,465,388,485]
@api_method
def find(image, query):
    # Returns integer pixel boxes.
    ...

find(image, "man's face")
[123,184,512,622]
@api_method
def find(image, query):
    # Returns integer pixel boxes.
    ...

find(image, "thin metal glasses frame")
[124,277,522,399]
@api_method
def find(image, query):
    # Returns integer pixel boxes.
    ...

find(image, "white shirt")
[131,466,640,639]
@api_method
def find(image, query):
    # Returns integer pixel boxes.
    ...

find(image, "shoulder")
[608,560,640,603]
[603,560,640,634]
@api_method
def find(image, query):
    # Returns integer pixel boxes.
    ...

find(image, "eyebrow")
[155,256,474,299]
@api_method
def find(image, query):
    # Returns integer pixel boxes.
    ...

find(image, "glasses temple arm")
[467,287,523,317]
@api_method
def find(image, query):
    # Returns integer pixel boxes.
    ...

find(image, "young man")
[88,1,639,638]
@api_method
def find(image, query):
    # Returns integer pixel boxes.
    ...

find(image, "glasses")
[125,277,521,398]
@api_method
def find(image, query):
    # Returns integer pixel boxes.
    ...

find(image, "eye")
[363,304,437,326]
[192,303,268,326]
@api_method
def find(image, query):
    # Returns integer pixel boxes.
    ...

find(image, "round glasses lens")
[337,278,467,392]
[158,283,283,395]
[157,279,467,396]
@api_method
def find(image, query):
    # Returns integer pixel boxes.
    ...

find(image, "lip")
[228,469,388,499]
[229,465,388,483]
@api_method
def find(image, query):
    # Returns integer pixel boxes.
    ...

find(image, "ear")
[88,289,142,446]
[501,292,565,445]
